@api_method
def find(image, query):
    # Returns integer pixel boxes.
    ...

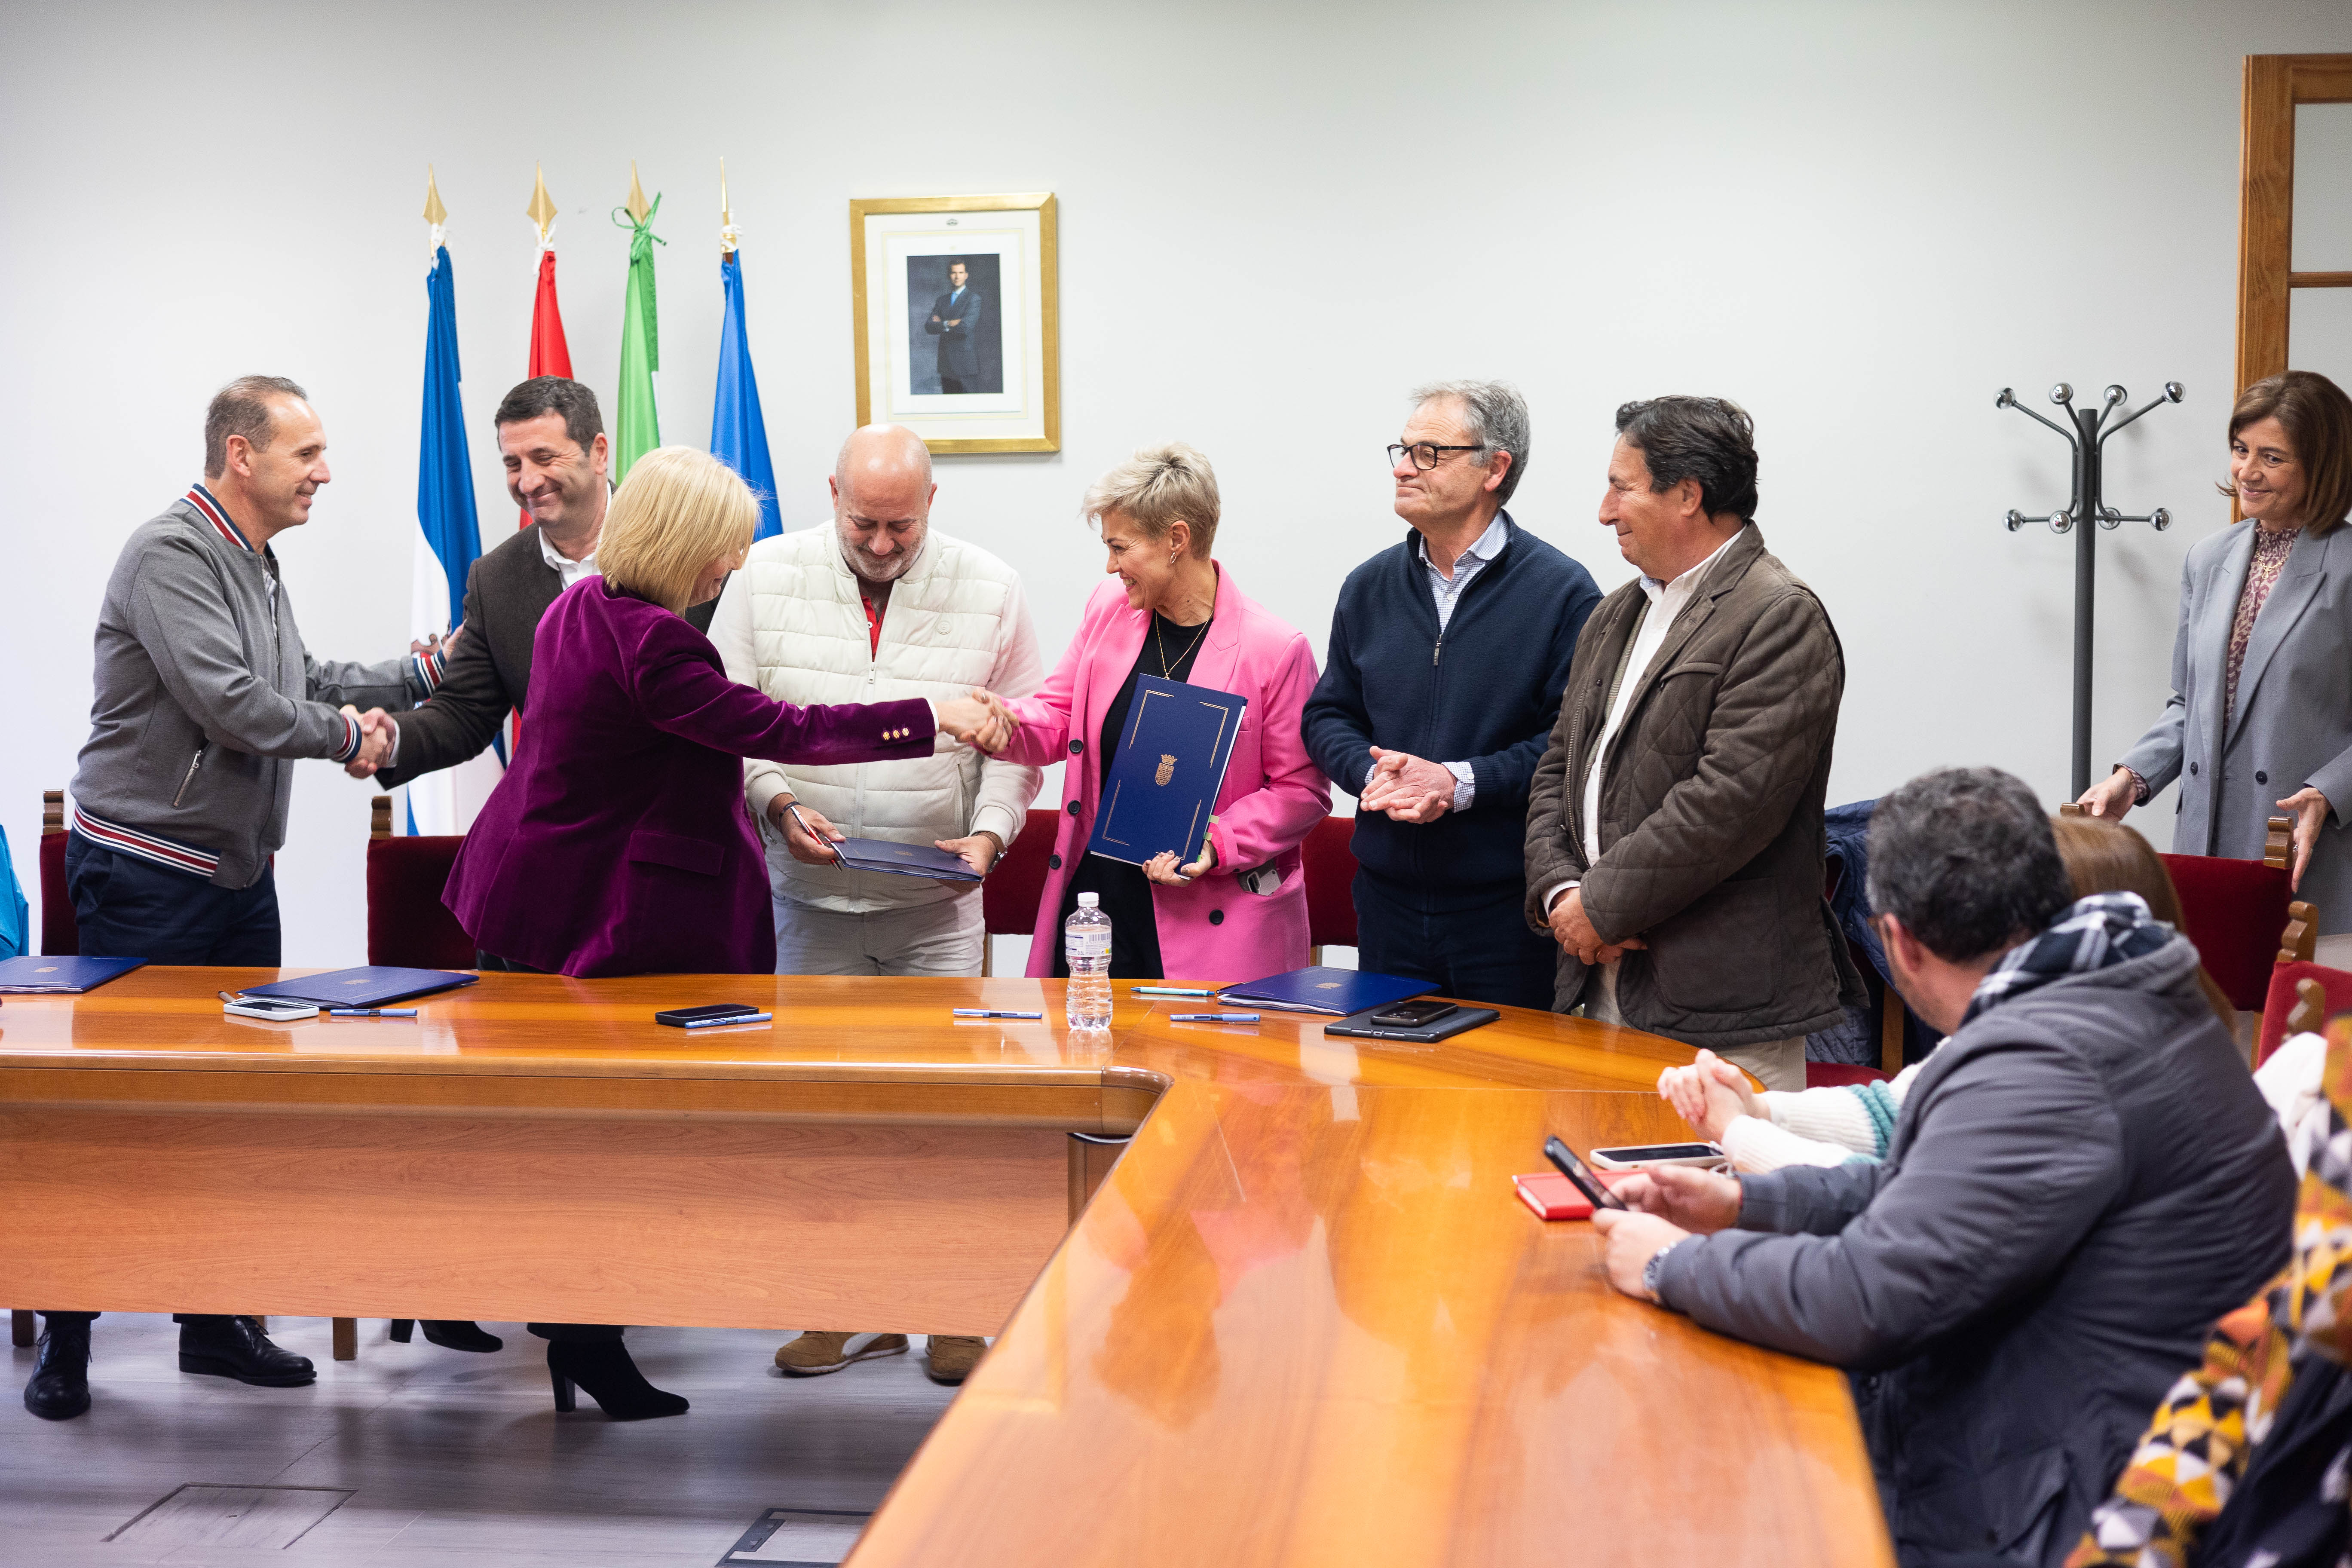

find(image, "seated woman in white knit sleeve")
[1660,812,2238,1172]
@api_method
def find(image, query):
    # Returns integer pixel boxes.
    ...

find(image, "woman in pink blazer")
[1002,444,1329,982]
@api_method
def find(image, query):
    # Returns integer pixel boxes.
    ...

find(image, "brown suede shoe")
[925,1335,987,1385]
[773,1331,909,1376]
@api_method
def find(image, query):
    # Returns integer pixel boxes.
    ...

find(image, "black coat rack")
[1998,380,2185,795]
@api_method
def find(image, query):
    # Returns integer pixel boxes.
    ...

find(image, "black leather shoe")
[175,1315,315,1387]
[420,1320,502,1353]
[24,1318,92,1421]
[548,1340,687,1421]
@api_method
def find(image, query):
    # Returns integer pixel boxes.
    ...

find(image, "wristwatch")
[1641,1240,1684,1305]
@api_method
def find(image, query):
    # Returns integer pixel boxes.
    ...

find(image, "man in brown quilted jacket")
[1522,396,1859,1089]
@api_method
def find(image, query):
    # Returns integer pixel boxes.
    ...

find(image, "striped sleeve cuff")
[330,710,362,763]
[408,646,447,698]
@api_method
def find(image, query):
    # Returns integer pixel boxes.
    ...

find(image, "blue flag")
[418,244,481,633]
[711,248,781,539]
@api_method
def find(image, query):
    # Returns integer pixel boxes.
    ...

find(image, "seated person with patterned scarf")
[1657,812,2239,1173]
[1587,766,2294,1568]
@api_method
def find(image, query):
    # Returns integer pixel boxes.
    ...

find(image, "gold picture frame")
[849,192,1059,455]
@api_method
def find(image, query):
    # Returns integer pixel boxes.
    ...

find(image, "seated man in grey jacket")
[1591,766,2294,1568]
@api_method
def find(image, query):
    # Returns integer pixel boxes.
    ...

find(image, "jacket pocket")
[1643,878,1776,1014]
[1897,1444,2071,1562]
[625,829,723,877]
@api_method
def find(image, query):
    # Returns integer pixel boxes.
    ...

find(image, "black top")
[1054,610,1212,980]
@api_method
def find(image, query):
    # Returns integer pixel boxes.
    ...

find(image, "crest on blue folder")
[1087,677,1247,868]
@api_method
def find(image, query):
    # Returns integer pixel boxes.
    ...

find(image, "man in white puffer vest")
[708,424,1043,1385]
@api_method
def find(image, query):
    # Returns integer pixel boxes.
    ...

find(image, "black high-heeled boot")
[388,1320,502,1353]
[546,1339,688,1421]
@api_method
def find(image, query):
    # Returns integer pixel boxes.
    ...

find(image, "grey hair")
[204,374,308,478]
[1411,380,1530,505]
[1864,767,2075,962]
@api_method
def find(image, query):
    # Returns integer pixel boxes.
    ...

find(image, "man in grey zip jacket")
[30,378,432,1425]
[1590,768,2293,1567]
[66,375,425,966]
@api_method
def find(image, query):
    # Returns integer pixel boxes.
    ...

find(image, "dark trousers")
[939,374,970,394]
[64,832,279,965]
[1351,870,1559,1012]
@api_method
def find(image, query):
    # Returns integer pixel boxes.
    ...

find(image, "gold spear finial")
[422,165,448,228]
[625,160,651,226]
[719,157,736,255]
[527,163,557,245]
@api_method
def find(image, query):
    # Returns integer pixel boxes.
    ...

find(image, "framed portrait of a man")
[850,192,1059,454]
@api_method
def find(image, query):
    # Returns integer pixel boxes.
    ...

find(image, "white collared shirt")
[540,525,598,591]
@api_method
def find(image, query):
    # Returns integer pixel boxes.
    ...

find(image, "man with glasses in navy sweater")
[1303,381,1602,1010]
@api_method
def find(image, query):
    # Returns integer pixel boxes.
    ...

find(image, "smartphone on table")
[224,995,319,1022]
[1367,998,1460,1029]
[1588,1142,1727,1172]
[655,1003,764,1029]
[1542,1136,1629,1211]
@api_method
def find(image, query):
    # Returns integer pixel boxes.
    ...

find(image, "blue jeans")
[1351,870,1559,1012]
[64,831,280,966]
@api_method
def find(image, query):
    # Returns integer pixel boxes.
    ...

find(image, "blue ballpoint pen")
[329,1008,418,1017]
[953,1009,1044,1019]
[682,1011,772,1029]
[1170,1013,1261,1023]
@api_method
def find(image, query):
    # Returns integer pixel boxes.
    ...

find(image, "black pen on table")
[953,1009,1044,1020]
[329,1007,419,1017]
[1170,1012,1261,1023]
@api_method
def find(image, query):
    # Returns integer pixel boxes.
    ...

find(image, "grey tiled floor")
[0,1315,957,1567]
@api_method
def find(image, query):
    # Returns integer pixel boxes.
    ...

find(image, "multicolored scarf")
[1962,891,2173,1027]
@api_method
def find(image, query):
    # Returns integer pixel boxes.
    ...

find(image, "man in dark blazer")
[375,377,717,787]
[923,259,984,395]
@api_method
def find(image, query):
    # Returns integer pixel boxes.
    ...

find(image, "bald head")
[830,424,936,585]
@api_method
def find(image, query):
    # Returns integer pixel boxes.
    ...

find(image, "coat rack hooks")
[1998,378,2184,795]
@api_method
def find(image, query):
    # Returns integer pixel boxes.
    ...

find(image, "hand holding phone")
[1543,1136,1629,1211]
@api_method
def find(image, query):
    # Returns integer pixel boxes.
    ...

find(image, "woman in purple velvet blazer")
[438,448,1009,1420]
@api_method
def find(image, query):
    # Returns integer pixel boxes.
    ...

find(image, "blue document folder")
[240,966,479,1007]
[1217,966,1435,1016]
[1087,677,1248,868]
[0,955,148,993]
[827,836,982,883]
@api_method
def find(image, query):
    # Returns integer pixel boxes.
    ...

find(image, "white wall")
[3,0,2347,964]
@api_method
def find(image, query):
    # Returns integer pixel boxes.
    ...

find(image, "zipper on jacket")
[172,746,208,808]
[1433,634,1442,666]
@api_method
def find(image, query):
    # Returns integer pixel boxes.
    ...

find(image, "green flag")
[615,191,664,481]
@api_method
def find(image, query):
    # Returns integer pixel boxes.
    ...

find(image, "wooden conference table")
[0,969,1891,1566]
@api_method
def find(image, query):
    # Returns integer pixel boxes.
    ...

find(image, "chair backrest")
[2159,849,2294,1011]
[2259,959,2352,1065]
[983,809,1062,939]
[1302,816,1359,950]
[39,790,77,957]
[364,796,477,969]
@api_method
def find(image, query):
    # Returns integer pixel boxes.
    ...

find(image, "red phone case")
[1513,1172,1594,1221]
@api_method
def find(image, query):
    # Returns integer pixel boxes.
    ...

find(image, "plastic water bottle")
[1064,892,1113,1030]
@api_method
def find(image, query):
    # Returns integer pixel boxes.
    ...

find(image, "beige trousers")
[772,892,986,977]
[1580,969,1809,1092]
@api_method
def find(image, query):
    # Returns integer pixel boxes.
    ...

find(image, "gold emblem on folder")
[1155,754,1177,786]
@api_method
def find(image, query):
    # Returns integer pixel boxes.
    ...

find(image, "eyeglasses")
[1387,442,1486,472]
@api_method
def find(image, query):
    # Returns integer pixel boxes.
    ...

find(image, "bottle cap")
[1076,892,1100,909]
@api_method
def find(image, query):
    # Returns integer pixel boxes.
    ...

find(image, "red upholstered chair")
[2259,962,2352,1066]
[980,809,1061,977]
[39,790,77,957]
[1302,816,1359,963]
[363,797,476,969]
[2158,816,2297,1011]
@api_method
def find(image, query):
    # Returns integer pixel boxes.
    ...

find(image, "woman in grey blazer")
[2079,370,2352,928]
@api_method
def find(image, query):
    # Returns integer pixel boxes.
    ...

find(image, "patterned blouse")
[2224,524,2304,733]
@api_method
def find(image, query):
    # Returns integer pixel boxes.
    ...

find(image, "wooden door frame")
[2237,55,2352,395]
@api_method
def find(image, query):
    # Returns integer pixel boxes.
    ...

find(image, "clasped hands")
[1589,1050,1758,1301]
[1359,746,1455,822]
[936,688,1018,756]
[340,705,396,779]
[1545,885,1646,966]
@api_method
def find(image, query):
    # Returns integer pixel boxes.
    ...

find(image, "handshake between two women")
[934,687,1020,756]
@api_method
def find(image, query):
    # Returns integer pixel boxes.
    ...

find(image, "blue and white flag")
[401,242,500,836]
[711,247,781,539]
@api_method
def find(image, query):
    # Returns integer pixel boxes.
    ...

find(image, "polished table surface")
[0,969,1892,1567]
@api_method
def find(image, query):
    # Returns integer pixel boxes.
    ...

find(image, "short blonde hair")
[1083,441,1220,558]
[597,447,758,612]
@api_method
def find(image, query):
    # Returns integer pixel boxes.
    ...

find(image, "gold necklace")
[1154,610,1212,677]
